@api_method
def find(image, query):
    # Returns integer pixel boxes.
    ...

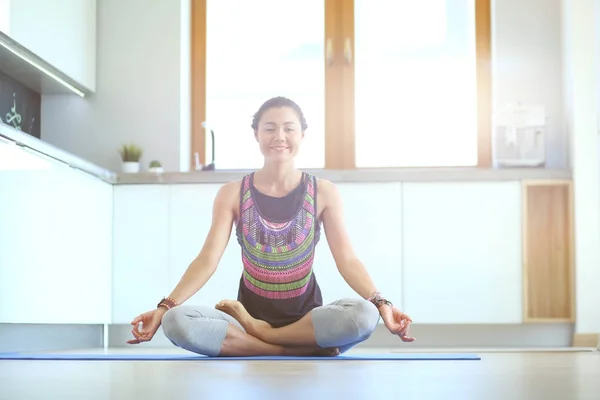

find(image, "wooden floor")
[0,347,599,399]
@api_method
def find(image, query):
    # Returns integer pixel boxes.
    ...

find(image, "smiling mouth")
[270,146,289,151]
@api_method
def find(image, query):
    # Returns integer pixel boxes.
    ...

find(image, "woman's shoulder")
[216,179,244,202]
[314,177,340,201]
[314,176,335,190]
[221,171,256,192]
[213,179,244,220]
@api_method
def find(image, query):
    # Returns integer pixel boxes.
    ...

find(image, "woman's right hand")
[127,308,166,344]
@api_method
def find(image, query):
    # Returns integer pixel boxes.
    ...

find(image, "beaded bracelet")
[157,297,178,310]
[368,291,393,308]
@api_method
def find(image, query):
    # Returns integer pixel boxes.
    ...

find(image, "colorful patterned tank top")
[235,172,323,328]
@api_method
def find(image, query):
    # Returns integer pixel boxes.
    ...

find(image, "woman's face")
[255,106,304,163]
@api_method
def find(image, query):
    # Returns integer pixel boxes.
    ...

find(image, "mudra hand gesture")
[369,292,415,342]
[379,304,415,342]
[127,308,165,344]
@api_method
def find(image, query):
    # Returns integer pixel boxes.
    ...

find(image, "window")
[354,0,478,167]
[203,0,325,169]
[191,0,491,170]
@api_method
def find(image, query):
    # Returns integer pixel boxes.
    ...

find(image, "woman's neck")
[255,162,302,193]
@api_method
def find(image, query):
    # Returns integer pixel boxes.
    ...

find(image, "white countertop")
[0,122,117,182]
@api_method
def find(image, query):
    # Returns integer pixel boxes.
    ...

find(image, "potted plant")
[119,144,142,173]
[148,160,164,174]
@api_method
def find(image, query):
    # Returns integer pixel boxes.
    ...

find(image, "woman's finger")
[400,313,412,323]
[399,320,410,336]
[388,321,405,335]
[400,335,416,342]
[392,321,409,337]
[131,329,147,342]
[398,323,415,342]
[388,326,402,335]
[131,324,143,336]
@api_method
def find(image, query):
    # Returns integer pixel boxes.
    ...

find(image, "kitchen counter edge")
[115,168,572,185]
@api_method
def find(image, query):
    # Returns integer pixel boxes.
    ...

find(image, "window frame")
[190,0,491,170]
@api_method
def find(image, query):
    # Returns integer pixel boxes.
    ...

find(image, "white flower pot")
[148,167,164,174]
[122,161,140,173]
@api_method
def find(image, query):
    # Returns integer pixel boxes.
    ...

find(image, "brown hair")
[251,96,308,132]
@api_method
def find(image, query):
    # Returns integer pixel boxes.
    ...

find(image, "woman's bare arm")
[165,181,239,305]
[319,179,379,300]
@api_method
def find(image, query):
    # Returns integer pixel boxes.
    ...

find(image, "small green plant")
[149,160,162,168]
[119,144,142,162]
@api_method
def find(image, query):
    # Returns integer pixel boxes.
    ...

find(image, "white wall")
[492,0,567,168]
[562,0,600,335]
[39,0,569,172]
[40,0,190,173]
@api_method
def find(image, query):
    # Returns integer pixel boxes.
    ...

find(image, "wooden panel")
[191,0,206,167]
[572,333,599,348]
[324,0,350,169]
[476,0,492,168]
[339,0,355,169]
[523,181,574,322]
[402,181,523,324]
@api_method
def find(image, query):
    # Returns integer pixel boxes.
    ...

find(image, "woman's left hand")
[378,305,416,342]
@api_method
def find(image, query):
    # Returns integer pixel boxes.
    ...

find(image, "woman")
[127,97,415,357]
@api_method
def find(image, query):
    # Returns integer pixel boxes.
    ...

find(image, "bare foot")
[216,300,271,338]
[283,346,340,357]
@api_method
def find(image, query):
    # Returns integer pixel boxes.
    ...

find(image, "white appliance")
[492,103,546,167]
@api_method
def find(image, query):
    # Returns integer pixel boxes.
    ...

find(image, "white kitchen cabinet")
[111,184,170,323]
[402,181,523,324]
[109,179,525,326]
[5,0,97,91]
[0,0,9,34]
[168,184,242,307]
[0,164,112,324]
[314,183,404,310]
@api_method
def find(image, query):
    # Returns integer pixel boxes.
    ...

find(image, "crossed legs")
[161,305,335,357]
[216,297,380,353]
[161,298,380,357]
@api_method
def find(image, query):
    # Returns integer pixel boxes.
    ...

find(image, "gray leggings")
[161,298,380,356]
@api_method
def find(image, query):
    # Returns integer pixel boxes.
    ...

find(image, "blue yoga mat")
[0,352,480,361]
